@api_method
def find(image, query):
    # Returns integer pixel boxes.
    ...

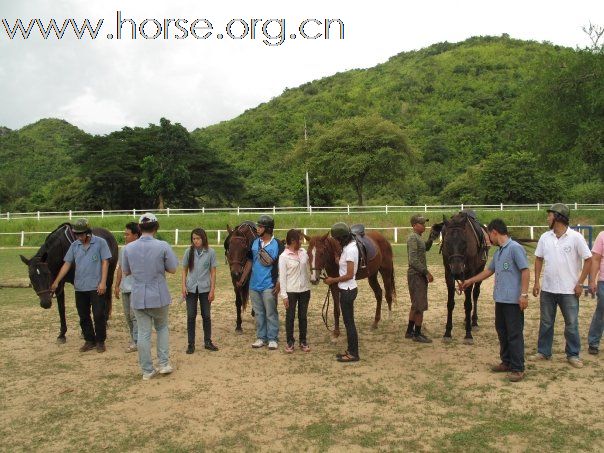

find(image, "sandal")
[335,350,349,359]
[337,353,359,363]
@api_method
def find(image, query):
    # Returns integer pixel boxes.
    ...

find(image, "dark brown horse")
[20,223,118,343]
[224,221,258,332]
[308,231,396,339]
[430,212,488,344]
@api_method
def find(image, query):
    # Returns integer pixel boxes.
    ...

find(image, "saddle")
[464,214,490,261]
[350,224,378,269]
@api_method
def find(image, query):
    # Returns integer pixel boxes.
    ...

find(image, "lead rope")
[320,271,334,332]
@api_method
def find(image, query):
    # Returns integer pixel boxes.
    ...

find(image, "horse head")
[225,230,251,280]
[442,213,469,280]
[20,255,54,309]
[307,233,340,285]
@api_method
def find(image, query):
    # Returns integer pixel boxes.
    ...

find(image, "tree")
[303,116,413,205]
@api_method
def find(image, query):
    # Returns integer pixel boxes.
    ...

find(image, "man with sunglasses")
[51,218,112,353]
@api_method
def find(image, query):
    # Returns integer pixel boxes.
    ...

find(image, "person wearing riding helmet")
[324,222,360,362]
[51,218,112,353]
[530,203,592,369]
[249,215,282,350]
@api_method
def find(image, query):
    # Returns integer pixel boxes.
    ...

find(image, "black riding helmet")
[330,222,352,244]
[257,215,275,233]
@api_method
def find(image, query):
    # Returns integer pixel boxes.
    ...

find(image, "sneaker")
[159,364,174,375]
[285,343,295,353]
[186,344,195,354]
[96,342,106,353]
[528,352,549,361]
[413,333,433,343]
[125,343,138,353]
[79,341,96,352]
[588,346,599,355]
[142,369,158,381]
[508,371,525,382]
[268,341,278,350]
[204,342,219,351]
[567,357,584,368]
[300,343,311,352]
[491,363,511,373]
[252,339,266,348]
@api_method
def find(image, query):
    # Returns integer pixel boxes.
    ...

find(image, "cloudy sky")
[1,0,602,134]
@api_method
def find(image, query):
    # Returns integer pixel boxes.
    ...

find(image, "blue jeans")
[588,281,604,349]
[537,291,581,358]
[250,288,279,342]
[121,292,138,344]
[134,306,170,374]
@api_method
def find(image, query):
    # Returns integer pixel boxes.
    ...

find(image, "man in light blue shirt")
[122,213,178,381]
[461,219,529,382]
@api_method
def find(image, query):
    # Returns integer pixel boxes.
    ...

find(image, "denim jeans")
[75,290,106,343]
[495,303,524,372]
[537,291,581,358]
[285,291,310,345]
[134,305,170,374]
[250,288,279,342]
[121,292,137,344]
[340,288,359,358]
[186,290,212,345]
[588,281,604,349]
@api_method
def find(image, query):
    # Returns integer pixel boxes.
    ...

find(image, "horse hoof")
[371,323,378,330]
[472,325,480,331]
[57,336,66,344]
[463,338,474,345]
[442,337,453,344]
[235,327,243,334]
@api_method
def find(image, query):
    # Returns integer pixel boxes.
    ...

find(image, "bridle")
[443,223,468,293]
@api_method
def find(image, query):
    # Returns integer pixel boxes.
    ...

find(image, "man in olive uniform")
[406,215,438,343]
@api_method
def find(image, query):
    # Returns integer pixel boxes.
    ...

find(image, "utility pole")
[304,119,310,211]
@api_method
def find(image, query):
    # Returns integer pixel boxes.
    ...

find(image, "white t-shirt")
[535,228,592,294]
[338,241,359,290]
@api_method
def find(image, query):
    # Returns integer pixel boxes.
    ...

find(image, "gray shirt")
[407,232,433,276]
[63,235,112,292]
[488,238,529,304]
[118,247,134,293]
[122,235,179,309]
[182,247,217,293]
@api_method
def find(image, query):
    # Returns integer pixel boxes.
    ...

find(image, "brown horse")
[430,212,488,344]
[307,231,396,338]
[224,222,258,332]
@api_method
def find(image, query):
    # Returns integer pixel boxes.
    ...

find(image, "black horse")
[224,221,258,332]
[20,223,118,343]
[431,212,489,344]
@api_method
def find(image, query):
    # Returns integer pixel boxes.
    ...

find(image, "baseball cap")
[139,212,158,224]
[410,214,429,226]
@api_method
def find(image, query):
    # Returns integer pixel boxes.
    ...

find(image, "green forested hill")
[192,35,603,206]
[1,35,602,211]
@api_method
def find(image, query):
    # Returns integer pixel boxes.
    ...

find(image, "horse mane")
[33,223,72,260]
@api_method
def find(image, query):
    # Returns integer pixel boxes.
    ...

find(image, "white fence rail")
[3,225,602,248]
[1,203,604,221]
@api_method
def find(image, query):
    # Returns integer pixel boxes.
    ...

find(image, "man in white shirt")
[530,203,592,368]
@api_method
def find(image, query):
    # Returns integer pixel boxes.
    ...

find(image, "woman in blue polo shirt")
[182,228,218,354]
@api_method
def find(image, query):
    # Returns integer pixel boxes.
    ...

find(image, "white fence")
[4,225,602,248]
[1,203,604,221]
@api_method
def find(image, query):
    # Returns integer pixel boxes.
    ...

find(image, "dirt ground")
[1,246,603,452]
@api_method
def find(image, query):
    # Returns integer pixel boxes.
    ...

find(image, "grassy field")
[1,241,603,452]
[1,209,603,248]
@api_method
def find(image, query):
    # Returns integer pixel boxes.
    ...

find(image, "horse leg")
[235,291,243,333]
[472,281,481,329]
[57,292,67,344]
[378,267,394,314]
[443,277,455,342]
[331,285,341,340]
[463,287,474,345]
[368,273,383,329]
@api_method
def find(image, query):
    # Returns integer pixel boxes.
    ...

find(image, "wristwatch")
[520,293,528,298]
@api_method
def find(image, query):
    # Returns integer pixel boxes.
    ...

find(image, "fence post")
[101,209,104,218]
[217,230,221,244]
[6,212,9,220]
[309,205,312,215]
[394,227,398,243]
[273,206,276,215]
[37,211,40,220]
[20,231,25,247]
[530,226,534,240]
[461,203,464,211]
[424,204,427,212]
[574,202,578,210]
[537,203,540,211]
[500,203,503,211]
[69,210,72,220]
[202,207,205,214]
[174,228,178,245]
[237,207,240,216]
[133,209,136,219]
[347,205,350,215]
[385,205,389,214]
[167,208,170,217]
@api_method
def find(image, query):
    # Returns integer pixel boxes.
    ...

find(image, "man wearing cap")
[530,203,592,368]
[406,215,437,343]
[51,218,112,353]
[249,215,282,350]
[122,213,179,380]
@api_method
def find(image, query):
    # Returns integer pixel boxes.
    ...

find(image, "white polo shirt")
[338,242,359,290]
[535,228,592,294]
